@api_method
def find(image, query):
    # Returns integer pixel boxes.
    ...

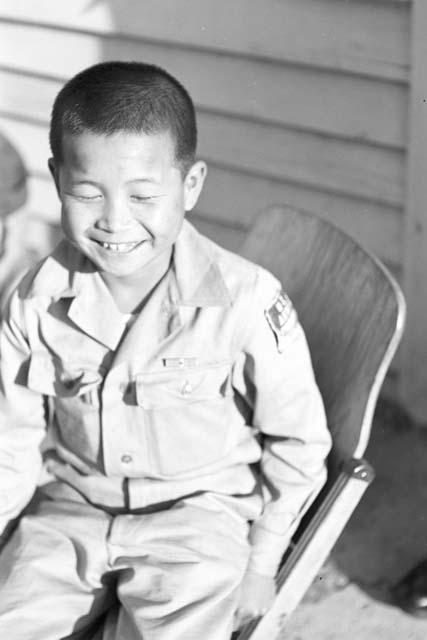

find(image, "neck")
[100,248,172,314]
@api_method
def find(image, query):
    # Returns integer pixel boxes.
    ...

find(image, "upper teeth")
[101,241,140,253]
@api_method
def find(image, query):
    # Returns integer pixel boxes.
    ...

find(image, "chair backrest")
[240,206,406,477]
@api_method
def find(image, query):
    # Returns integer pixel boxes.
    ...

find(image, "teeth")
[100,241,140,253]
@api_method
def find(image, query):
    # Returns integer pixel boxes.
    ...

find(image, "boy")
[0,62,331,639]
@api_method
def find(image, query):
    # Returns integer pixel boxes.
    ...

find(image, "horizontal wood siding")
[0,23,409,148]
[0,0,410,80]
[0,0,411,388]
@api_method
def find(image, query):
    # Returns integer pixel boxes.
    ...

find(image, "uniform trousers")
[0,482,251,640]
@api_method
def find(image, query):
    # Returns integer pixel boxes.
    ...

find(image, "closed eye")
[131,195,164,202]
[78,195,102,201]
[65,193,102,201]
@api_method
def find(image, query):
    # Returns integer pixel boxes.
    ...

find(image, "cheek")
[140,200,184,238]
[61,205,92,238]
[160,204,185,240]
[61,209,77,239]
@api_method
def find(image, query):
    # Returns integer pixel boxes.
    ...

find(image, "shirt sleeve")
[0,289,46,537]
[233,267,332,577]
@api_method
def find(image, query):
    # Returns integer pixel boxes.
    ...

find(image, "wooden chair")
[236,205,406,639]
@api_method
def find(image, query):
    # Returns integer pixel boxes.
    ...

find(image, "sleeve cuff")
[247,525,293,577]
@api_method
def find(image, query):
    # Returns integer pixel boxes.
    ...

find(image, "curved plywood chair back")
[241,206,405,476]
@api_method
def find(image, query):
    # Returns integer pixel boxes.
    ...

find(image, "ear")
[183,161,207,212]
[48,158,61,198]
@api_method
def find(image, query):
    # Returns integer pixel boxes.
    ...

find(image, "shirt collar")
[24,223,233,350]
[26,241,125,350]
[25,239,81,300]
[27,221,232,309]
[172,220,232,308]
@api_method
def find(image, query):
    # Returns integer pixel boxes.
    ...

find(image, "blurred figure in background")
[0,130,57,312]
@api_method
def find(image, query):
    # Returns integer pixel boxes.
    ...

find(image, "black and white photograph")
[0,2,425,638]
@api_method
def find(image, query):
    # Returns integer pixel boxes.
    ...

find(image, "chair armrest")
[236,458,374,640]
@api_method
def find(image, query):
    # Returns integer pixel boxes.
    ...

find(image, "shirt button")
[121,454,133,464]
[180,380,192,397]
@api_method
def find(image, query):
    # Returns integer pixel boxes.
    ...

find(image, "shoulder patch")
[265,291,297,352]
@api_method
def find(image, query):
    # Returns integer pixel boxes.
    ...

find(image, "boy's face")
[49,129,206,280]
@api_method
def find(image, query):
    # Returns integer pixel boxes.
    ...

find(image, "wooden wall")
[0,0,417,405]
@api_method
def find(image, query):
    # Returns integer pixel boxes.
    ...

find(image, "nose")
[95,198,133,233]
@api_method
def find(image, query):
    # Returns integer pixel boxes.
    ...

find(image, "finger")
[45,456,91,488]
[45,460,75,482]
[54,441,97,475]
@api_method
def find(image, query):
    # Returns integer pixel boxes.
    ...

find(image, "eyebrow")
[126,178,161,185]
[69,180,101,187]
[68,178,161,186]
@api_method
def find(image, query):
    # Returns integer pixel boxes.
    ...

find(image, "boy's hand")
[233,569,276,630]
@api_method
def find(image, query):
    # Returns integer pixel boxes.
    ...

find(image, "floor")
[279,398,427,639]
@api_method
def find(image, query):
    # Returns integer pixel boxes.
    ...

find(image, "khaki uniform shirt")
[0,220,331,576]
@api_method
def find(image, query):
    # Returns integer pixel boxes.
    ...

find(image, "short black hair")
[49,61,197,175]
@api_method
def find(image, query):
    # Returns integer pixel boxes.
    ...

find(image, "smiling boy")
[56,128,199,314]
[0,62,331,639]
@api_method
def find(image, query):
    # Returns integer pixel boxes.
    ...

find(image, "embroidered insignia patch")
[265,291,296,352]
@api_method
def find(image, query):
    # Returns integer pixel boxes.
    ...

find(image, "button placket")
[136,377,145,408]
[101,366,136,475]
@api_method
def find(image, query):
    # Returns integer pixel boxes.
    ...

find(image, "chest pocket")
[135,362,234,476]
[26,353,103,462]
[135,362,232,408]
[27,353,102,402]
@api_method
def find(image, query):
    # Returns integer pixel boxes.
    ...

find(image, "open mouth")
[94,240,144,254]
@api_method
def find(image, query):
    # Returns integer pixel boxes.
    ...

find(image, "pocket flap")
[27,353,102,397]
[135,361,232,409]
